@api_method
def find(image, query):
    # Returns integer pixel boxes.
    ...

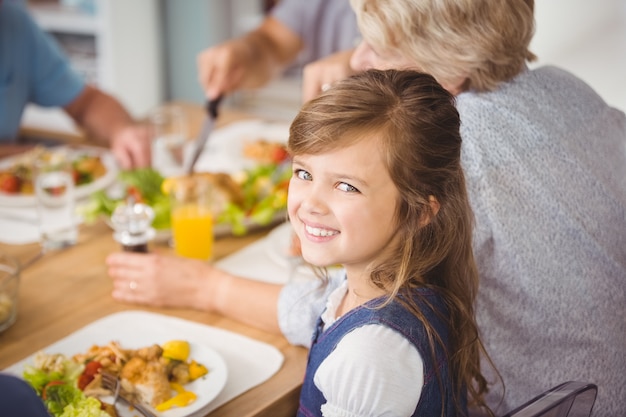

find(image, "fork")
[100,371,158,417]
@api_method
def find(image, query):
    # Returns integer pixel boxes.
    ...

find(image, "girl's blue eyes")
[337,183,358,192]
[295,169,311,181]
[293,169,359,193]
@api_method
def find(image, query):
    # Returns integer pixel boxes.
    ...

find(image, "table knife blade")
[186,96,222,175]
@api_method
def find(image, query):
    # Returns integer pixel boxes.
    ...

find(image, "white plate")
[154,119,290,178]
[3,313,228,417]
[191,119,290,175]
[0,146,118,207]
[150,119,291,238]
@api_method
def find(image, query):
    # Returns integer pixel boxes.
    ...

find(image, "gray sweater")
[458,66,626,416]
[278,66,626,416]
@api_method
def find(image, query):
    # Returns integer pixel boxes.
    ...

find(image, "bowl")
[0,253,20,333]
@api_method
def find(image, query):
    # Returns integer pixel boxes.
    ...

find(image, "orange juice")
[171,204,213,260]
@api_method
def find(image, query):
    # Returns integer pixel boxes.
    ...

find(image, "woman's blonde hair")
[289,69,495,415]
[351,0,536,92]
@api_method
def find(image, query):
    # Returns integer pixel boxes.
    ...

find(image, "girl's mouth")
[305,224,339,237]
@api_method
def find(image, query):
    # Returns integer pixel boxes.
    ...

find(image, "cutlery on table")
[185,96,223,175]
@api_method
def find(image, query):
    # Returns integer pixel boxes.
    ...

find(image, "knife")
[185,95,223,175]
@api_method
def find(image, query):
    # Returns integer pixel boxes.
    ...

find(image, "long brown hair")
[289,69,495,415]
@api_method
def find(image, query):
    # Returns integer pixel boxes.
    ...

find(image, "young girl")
[288,69,494,417]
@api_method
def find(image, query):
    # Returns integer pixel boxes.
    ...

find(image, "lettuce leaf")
[44,384,83,416]
[58,396,110,417]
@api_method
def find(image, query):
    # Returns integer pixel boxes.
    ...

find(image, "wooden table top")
[1,106,307,417]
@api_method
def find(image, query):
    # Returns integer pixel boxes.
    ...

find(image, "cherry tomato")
[0,174,21,194]
[83,360,102,377]
[77,360,102,390]
[127,185,144,203]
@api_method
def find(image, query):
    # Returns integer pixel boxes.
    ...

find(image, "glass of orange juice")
[170,176,215,260]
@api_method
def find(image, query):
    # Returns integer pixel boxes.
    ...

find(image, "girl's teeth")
[305,225,338,237]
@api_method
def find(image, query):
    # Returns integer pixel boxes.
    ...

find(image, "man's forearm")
[64,85,133,143]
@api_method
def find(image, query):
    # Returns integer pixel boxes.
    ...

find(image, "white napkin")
[2,310,284,416]
[216,221,319,284]
[0,205,86,246]
[0,206,41,245]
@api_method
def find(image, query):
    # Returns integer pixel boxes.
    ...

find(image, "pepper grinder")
[110,198,156,253]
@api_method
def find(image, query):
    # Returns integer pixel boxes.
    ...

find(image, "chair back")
[502,381,598,417]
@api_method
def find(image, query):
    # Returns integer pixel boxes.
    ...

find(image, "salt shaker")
[110,199,156,253]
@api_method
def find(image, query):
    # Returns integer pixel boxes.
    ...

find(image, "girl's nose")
[300,188,330,216]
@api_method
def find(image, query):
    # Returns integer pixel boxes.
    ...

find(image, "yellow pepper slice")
[155,383,197,411]
[188,359,208,380]
[162,340,190,361]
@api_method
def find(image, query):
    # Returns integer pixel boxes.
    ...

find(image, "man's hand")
[302,49,356,103]
[197,38,256,100]
[65,85,151,169]
[110,123,152,170]
[197,17,302,100]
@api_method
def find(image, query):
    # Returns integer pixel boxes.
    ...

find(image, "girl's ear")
[419,196,440,227]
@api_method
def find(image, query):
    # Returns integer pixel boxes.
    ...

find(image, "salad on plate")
[79,161,291,236]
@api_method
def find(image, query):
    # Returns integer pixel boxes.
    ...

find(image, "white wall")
[530,0,626,111]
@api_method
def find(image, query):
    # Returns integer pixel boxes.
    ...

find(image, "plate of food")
[4,315,228,417]
[0,145,118,207]
[79,156,291,238]
[192,119,290,175]
[77,120,291,237]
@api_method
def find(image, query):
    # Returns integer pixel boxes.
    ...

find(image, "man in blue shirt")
[0,1,151,169]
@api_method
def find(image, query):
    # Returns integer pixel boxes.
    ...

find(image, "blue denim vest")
[297,288,466,417]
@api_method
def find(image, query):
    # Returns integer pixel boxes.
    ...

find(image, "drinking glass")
[170,176,215,261]
[150,104,189,177]
[34,151,78,251]
[0,253,20,333]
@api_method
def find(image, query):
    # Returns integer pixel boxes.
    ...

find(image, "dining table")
[0,104,309,417]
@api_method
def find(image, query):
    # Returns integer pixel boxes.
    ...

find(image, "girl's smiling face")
[288,134,400,277]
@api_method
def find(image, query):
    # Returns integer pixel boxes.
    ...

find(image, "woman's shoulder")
[456,64,619,147]
[458,65,608,111]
